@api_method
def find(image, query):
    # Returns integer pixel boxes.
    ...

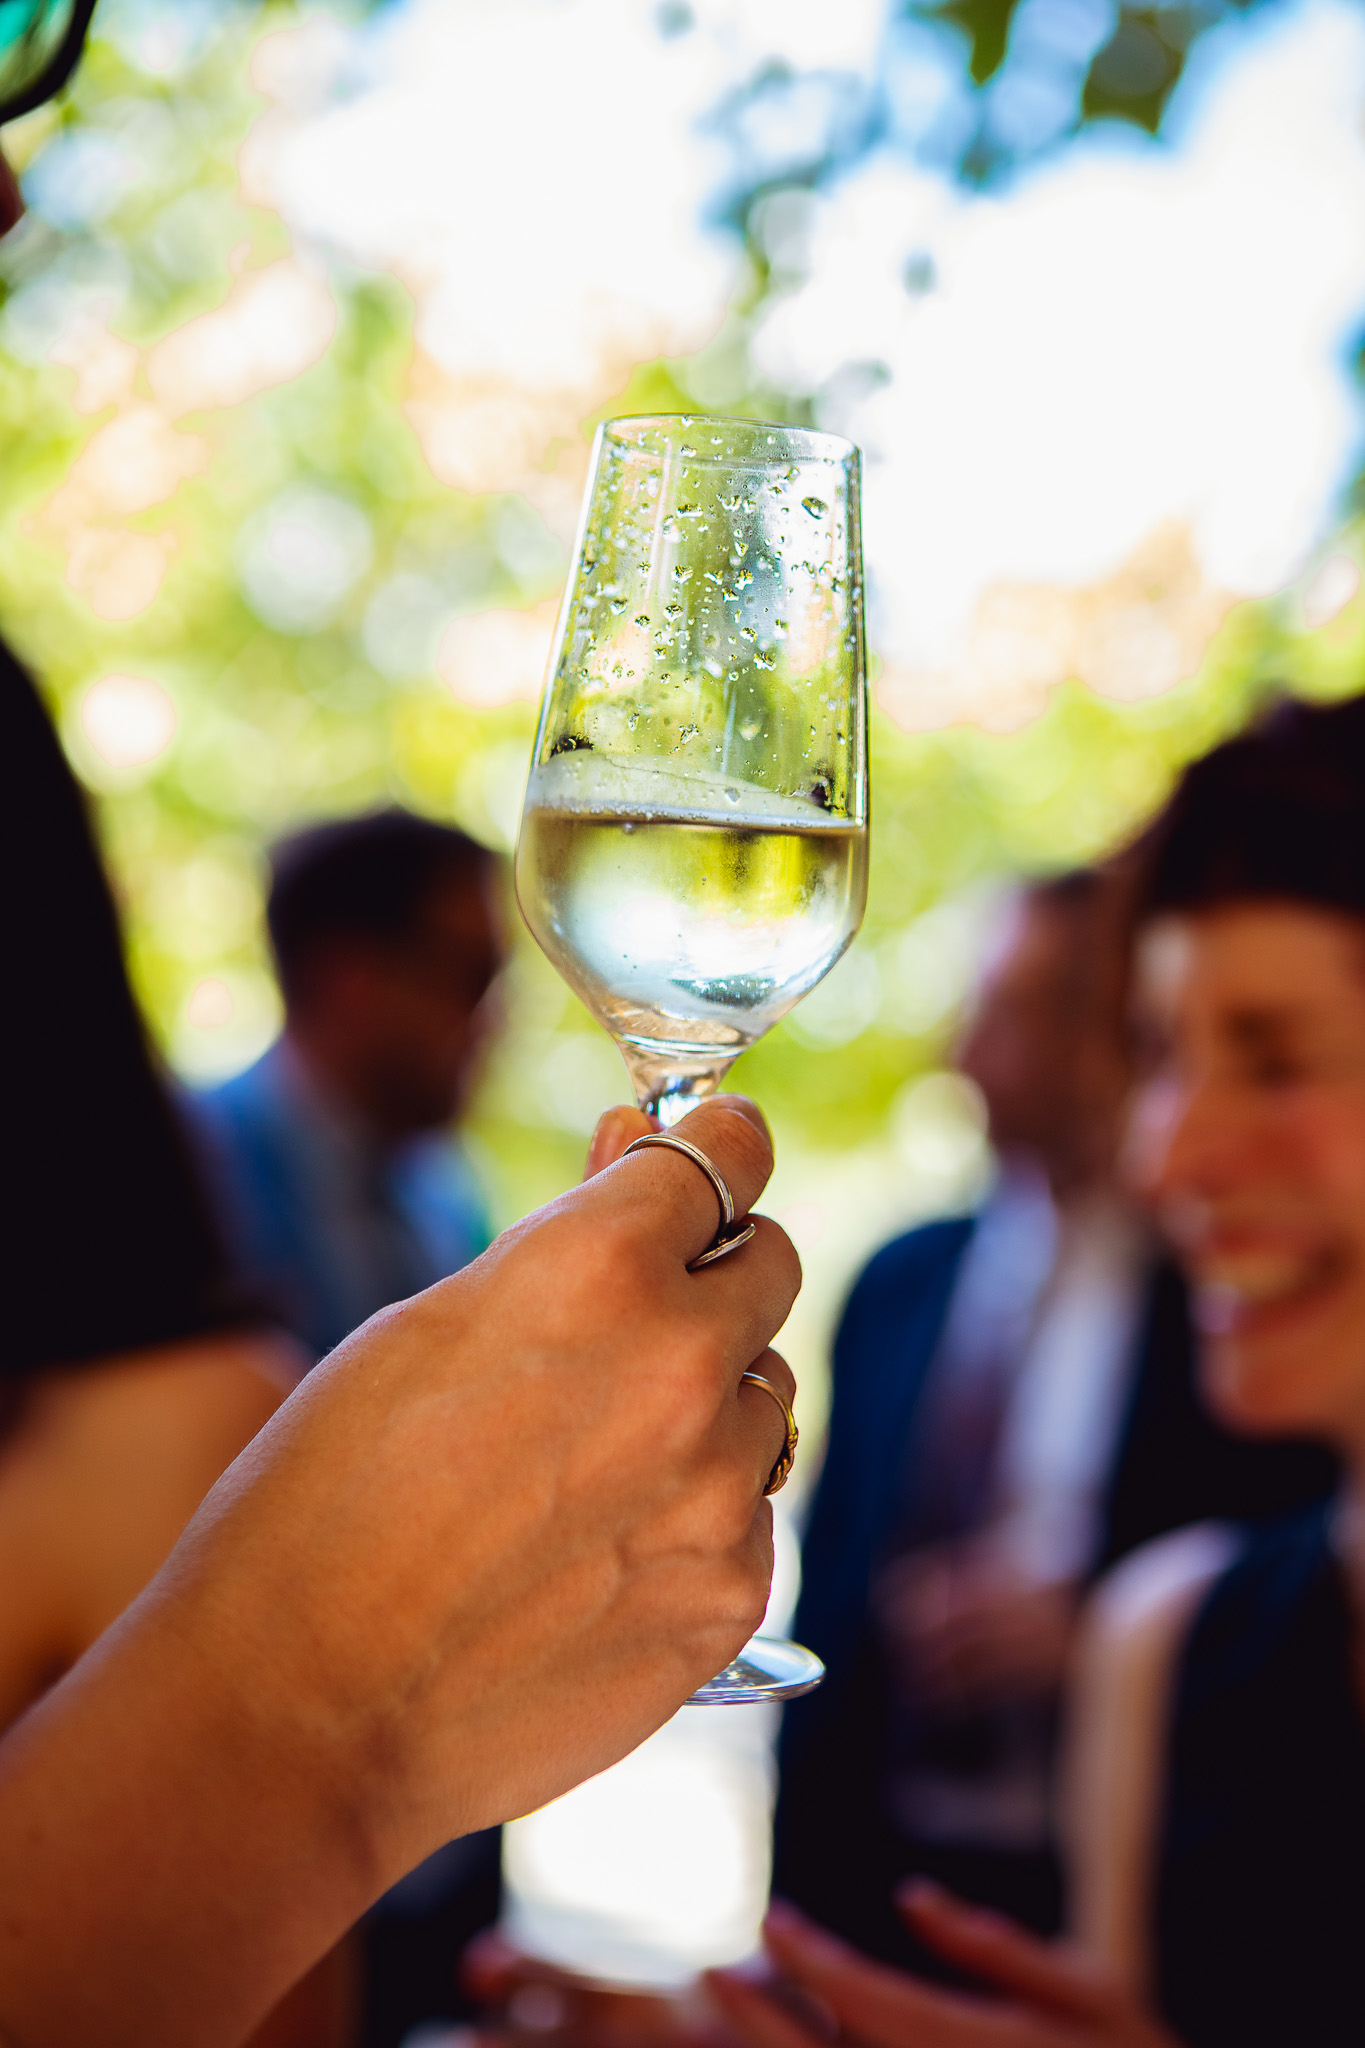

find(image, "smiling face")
[1127,902,1365,1454]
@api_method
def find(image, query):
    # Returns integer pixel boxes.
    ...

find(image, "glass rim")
[598,412,857,469]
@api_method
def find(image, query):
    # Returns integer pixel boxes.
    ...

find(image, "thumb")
[583,1104,658,1180]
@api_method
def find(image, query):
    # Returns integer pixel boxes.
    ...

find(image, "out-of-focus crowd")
[11,614,1365,2047]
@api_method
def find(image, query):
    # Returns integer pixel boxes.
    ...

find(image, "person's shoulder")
[189,1051,301,1170]
[193,1050,275,1117]
[19,1330,299,1468]
[843,1211,976,1316]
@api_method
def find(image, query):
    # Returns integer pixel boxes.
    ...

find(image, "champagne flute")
[516,414,868,1703]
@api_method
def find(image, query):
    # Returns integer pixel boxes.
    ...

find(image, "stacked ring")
[739,1370,799,1495]
[622,1131,757,1270]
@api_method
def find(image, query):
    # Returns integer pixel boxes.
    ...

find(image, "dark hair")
[1139,694,1365,922]
[3,644,246,1374]
[267,808,496,998]
[1028,866,1112,915]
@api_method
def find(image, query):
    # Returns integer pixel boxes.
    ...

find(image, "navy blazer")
[774,1211,1339,1961]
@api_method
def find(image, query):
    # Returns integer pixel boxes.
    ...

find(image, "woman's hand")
[0,1096,799,2048]
[707,1892,1179,2048]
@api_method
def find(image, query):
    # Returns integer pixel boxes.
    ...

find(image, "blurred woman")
[711,693,1365,2048]
[1,649,349,2045]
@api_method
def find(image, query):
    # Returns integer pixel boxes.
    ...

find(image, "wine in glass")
[516,414,868,1702]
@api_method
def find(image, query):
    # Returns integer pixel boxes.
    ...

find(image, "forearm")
[0,1571,380,2048]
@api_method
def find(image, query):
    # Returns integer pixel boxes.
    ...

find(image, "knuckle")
[709,1548,771,1637]
[747,1216,802,1297]
[682,1097,774,1200]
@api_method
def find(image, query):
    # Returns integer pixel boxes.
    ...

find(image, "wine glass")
[516,414,868,1703]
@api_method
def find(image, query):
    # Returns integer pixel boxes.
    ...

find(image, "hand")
[0,1096,800,2047]
[872,1543,1077,1709]
[708,1894,1178,2048]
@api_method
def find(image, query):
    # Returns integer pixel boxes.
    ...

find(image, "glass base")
[686,1635,825,1705]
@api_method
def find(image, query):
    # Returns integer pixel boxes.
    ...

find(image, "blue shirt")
[190,1041,490,1361]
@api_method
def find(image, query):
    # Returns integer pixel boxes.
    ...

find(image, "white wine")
[516,754,867,1097]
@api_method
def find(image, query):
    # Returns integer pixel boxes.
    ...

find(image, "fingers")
[672,1216,802,1384]
[760,1901,1018,2048]
[611,1096,775,1267]
[706,1968,830,2048]
[737,1348,798,1494]
[584,1106,658,1180]
[897,1885,1106,2021]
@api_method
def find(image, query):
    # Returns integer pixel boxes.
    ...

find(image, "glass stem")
[616,1042,738,1128]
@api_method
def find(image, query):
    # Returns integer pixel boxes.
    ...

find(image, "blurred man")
[773,871,1337,1972]
[191,809,507,2044]
[194,809,505,1364]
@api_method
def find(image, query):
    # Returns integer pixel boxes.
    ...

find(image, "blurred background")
[4,0,1365,1491]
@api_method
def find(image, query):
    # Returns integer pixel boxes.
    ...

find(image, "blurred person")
[192,810,506,1366]
[2,646,353,2045]
[188,812,507,2045]
[714,692,1365,2048]
[774,870,1337,1971]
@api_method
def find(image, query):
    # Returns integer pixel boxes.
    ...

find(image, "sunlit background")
[5,0,1365,1996]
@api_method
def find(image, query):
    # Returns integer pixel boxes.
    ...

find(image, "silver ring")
[623,1132,756,1272]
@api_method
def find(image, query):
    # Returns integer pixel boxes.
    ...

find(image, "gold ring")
[623,1132,756,1272]
[739,1370,799,1495]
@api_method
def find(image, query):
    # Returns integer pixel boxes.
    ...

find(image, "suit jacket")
[773,1210,1339,1960]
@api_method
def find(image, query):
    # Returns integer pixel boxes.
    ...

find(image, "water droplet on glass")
[634,614,650,627]
[664,602,682,618]
[725,786,740,803]
[740,719,761,740]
